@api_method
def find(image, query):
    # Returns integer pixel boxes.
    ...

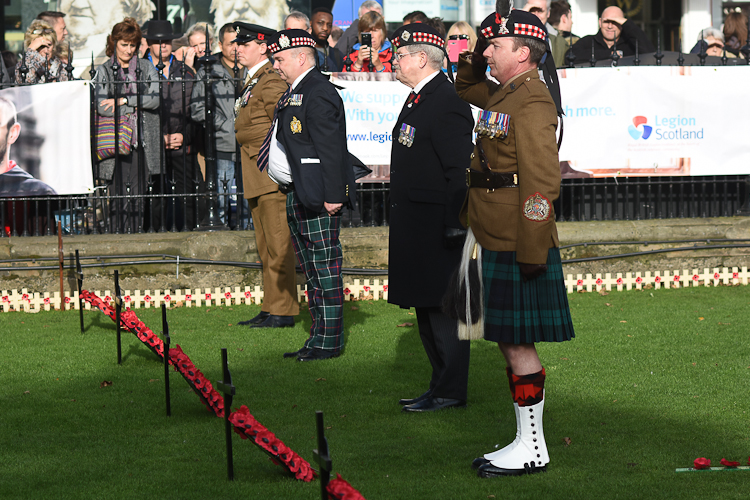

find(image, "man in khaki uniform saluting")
[233,22,299,328]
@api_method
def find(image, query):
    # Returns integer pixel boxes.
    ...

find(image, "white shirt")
[412,70,440,94]
[268,67,316,186]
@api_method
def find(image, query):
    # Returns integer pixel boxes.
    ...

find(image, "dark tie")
[257,86,292,172]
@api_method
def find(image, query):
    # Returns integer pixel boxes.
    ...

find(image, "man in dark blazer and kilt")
[455,8,575,477]
[261,29,356,361]
[388,24,474,412]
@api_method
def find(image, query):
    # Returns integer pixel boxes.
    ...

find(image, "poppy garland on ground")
[229,405,316,482]
[693,457,750,470]
[80,290,224,417]
[168,344,225,417]
[327,474,367,500]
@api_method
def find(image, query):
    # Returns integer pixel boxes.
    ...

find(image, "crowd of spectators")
[3,2,748,232]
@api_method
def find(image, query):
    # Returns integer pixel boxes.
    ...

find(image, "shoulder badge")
[523,192,551,222]
[279,34,291,49]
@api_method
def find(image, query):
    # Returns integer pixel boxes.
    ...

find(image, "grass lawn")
[1,286,749,499]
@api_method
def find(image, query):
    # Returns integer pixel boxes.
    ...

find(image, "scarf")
[110,53,138,95]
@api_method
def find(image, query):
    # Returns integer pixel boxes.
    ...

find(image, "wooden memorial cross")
[313,410,333,499]
[161,304,171,417]
[215,348,236,480]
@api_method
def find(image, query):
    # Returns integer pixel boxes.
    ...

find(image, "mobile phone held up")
[361,32,372,48]
[447,34,469,63]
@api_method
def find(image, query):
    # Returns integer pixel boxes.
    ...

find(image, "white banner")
[558,66,750,177]
[0,81,93,196]
[333,74,411,168]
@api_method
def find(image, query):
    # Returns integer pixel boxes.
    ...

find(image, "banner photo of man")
[0,81,93,197]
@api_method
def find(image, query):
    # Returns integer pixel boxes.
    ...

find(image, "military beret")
[267,29,317,54]
[232,22,275,44]
[391,23,446,50]
[480,10,547,42]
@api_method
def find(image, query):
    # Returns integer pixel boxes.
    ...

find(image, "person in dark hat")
[454,3,574,478]
[262,29,356,361]
[387,23,473,413]
[232,22,299,329]
[143,19,200,231]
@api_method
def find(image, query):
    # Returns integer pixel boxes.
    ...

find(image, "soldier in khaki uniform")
[454,9,574,478]
[233,23,299,328]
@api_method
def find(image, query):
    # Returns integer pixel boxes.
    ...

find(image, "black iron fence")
[2,53,750,237]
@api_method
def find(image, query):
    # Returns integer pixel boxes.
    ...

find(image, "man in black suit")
[388,24,474,412]
[261,29,356,362]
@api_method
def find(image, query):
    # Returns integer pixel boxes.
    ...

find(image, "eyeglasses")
[394,51,419,61]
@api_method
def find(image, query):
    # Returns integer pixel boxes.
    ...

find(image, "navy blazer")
[276,69,355,213]
[387,72,474,308]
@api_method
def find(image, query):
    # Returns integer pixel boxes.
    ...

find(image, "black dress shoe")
[283,347,310,359]
[398,389,433,406]
[401,397,466,413]
[472,457,491,470]
[248,315,294,329]
[238,311,270,326]
[477,461,546,477]
[296,348,340,362]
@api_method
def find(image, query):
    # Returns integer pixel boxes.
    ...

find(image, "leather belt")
[466,169,518,189]
[278,182,294,194]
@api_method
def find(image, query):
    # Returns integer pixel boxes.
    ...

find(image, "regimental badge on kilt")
[290,116,302,134]
[523,192,551,221]
[475,110,510,139]
[398,123,415,147]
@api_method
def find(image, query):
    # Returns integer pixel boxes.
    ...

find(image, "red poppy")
[673,275,680,281]
[164,295,171,302]
[327,473,366,499]
[655,276,661,283]
[616,278,623,284]
[713,273,720,279]
[344,288,351,295]
[254,430,279,453]
[144,295,152,302]
[693,457,710,469]
[720,458,739,467]
[244,291,252,298]
[692,275,699,281]
[225,292,232,299]
[595,278,602,285]
[576,279,583,285]
[733,272,739,279]
[635,277,642,284]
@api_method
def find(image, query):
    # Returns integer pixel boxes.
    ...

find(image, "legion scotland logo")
[628,116,652,140]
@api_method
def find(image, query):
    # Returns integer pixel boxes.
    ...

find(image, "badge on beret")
[290,116,302,134]
[523,192,551,221]
[401,31,411,41]
[279,34,290,48]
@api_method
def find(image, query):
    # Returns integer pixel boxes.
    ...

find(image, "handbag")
[95,113,135,160]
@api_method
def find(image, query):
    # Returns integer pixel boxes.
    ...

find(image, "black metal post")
[634,39,639,66]
[611,41,619,66]
[76,250,84,332]
[157,45,167,233]
[677,38,685,66]
[698,31,706,66]
[114,270,122,364]
[162,304,171,417]
[313,411,332,499]
[215,348,236,481]
[654,29,664,66]
[198,57,226,230]
[565,33,575,68]
[589,39,596,67]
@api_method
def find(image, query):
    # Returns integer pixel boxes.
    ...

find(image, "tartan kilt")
[482,247,575,345]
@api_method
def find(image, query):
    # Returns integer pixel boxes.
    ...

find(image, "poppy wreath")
[120,309,165,359]
[80,290,116,322]
[229,405,316,482]
[81,291,223,416]
[168,344,225,417]
[327,474,367,500]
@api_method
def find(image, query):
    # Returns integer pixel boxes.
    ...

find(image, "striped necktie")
[257,86,292,172]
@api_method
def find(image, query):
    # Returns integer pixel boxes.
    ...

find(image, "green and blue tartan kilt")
[482,247,575,345]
